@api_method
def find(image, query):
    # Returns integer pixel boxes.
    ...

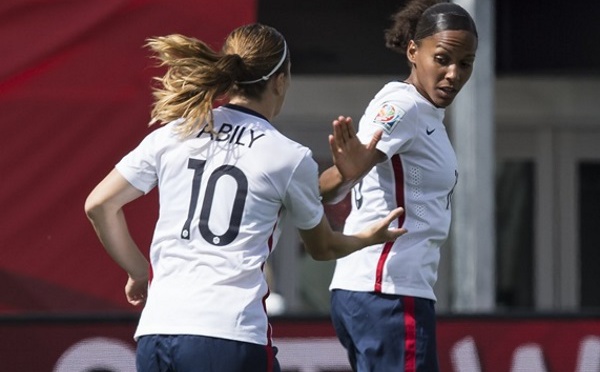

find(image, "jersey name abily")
[197,122,266,148]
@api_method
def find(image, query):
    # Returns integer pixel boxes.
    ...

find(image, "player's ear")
[407,40,418,65]
[273,72,287,96]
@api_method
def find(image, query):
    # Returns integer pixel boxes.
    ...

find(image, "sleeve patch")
[372,102,406,134]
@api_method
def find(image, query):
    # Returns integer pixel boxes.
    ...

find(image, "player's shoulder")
[135,120,182,149]
[265,130,312,162]
[374,81,420,108]
[363,82,421,135]
[371,82,422,118]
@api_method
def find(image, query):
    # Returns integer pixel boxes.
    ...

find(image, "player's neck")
[229,96,276,122]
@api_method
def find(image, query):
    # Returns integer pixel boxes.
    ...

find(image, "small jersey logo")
[426,128,436,135]
[372,102,406,134]
[353,180,364,209]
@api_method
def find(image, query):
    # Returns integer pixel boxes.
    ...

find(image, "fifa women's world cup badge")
[372,102,406,134]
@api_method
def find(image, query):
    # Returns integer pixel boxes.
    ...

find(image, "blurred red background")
[0,0,256,313]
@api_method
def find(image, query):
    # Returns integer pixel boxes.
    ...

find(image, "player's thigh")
[136,335,170,372]
[332,291,439,372]
[331,289,360,369]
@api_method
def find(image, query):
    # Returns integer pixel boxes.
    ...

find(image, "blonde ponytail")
[145,24,289,138]
[146,34,235,137]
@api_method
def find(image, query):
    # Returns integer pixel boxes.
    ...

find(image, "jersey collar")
[223,103,269,122]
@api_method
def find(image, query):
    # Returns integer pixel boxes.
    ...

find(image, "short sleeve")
[282,150,324,230]
[115,131,160,194]
[357,88,418,157]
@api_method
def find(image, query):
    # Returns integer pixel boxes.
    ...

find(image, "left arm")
[298,207,407,261]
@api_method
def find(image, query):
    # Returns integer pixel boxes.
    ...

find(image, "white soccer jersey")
[116,104,324,345]
[329,82,458,301]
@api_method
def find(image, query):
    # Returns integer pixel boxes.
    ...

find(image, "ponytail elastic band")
[237,40,288,85]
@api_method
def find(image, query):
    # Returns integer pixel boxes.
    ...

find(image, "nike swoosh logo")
[426,128,436,135]
[354,181,363,209]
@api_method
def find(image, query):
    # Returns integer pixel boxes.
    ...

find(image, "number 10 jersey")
[116,104,324,345]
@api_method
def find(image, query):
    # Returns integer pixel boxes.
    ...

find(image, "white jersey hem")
[330,282,437,302]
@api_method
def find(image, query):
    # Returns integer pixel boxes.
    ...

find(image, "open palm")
[328,116,383,182]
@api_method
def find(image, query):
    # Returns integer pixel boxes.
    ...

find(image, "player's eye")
[434,55,449,65]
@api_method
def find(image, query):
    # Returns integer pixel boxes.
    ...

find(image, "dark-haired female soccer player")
[320,1,479,370]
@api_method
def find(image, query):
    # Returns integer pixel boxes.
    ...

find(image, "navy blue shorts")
[330,289,439,372]
[136,334,281,372]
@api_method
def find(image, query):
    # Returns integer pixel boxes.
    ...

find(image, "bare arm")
[319,116,386,204]
[84,169,150,306]
[298,207,407,261]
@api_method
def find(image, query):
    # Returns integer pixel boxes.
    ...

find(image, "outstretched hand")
[362,207,408,245]
[328,116,383,182]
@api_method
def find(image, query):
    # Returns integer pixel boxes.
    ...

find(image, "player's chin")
[434,89,457,108]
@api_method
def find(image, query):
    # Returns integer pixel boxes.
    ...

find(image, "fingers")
[332,116,380,154]
[127,292,147,306]
[331,121,344,148]
[331,116,354,145]
[387,227,408,240]
[339,116,354,141]
[128,298,146,306]
[328,134,339,155]
[382,207,407,241]
[367,130,383,150]
[362,207,408,245]
[385,207,405,222]
[125,278,148,307]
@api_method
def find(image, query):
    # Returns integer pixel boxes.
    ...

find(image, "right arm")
[84,169,150,306]
[319,116,386,204]
[298,207,407,261]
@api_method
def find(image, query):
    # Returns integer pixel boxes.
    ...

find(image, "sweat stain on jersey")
[372,102,406,134]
